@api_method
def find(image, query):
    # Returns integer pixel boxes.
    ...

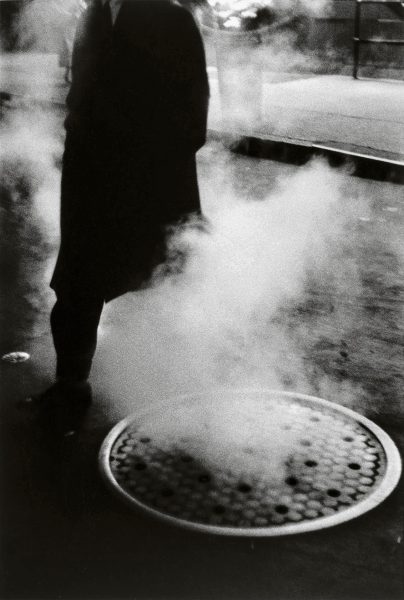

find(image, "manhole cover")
[99,390,401,536]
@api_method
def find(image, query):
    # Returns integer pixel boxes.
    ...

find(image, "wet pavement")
[0,92,403,599]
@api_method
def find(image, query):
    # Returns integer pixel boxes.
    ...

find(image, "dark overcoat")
[51,0,209,302]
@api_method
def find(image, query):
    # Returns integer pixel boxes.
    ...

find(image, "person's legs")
[28,292,104,434]
[51,294,104,384]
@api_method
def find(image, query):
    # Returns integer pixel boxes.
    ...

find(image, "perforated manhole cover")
[99,390,401,536]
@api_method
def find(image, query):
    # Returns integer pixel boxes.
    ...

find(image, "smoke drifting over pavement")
[134,394,302,486]
[0,106,61,348]
[0,107,61,239]
[98,154,360,477]
[15,0,85,52]
[204,0,335,131]
[1,101,403,473]
[97,150,402,423]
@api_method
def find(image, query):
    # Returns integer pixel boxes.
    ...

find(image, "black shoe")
[26,381,92,435]
[27,380,92,406]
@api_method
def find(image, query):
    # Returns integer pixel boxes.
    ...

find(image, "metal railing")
[353,0,404,78]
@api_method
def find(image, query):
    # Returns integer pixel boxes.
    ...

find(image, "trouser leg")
[50,294,104,383]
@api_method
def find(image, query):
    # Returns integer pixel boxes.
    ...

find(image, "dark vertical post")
[353,0,362,79]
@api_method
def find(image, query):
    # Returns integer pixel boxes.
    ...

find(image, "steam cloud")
[203,0,335,130]
[94,151,395,480]
[15,0,85,52]
[2,109,402,481]
[134,393,302,486]
[0,106,61,347]
[98,157,366,408]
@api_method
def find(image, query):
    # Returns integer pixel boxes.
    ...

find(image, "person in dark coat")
[34,0,209,416]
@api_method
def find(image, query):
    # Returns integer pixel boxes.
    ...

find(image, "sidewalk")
[1,52,404,165]
[208,67,404,165]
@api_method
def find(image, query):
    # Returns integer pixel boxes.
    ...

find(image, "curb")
[1,89,403,184]
[210,129,404,184]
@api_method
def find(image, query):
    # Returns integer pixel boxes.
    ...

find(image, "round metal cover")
[99,390,401,536]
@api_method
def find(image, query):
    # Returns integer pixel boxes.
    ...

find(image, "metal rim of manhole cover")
[99,389,401,537]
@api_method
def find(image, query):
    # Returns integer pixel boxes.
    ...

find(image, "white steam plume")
[15,0,85,52]
[97,158,367,410]
[94,156,376,480]
[1,107,402,477]
[0,107,61,345]
[205,0,334,131]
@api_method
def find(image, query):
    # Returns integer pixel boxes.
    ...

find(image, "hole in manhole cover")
[99,390,401,537]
